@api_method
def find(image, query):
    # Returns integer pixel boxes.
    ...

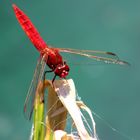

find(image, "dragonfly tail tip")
[12,4,17,9]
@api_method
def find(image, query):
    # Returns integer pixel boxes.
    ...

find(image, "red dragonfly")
[12,4,128,120]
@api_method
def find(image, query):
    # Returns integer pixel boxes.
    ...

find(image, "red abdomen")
[13,4,47,52]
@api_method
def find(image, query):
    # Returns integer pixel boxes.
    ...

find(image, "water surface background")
[0,0,140,140]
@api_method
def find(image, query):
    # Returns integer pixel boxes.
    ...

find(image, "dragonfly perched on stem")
[12,4,129,120]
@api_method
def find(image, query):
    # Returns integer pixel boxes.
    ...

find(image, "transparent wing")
[55,47,129,65]
[24,55,46,120]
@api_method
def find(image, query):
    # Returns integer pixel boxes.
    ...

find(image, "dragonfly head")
[54,61,70,78]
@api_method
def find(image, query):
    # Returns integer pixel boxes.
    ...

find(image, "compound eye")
[61,70,69,78]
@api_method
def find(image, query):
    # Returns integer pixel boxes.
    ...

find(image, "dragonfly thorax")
[41,48,70,78]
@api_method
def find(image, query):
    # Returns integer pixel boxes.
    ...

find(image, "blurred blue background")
[0,0,140,140]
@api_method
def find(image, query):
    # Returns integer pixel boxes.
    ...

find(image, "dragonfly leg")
[50,74,57,89]
[43,70,53,81]
[52,75,57,83]
[43,70,57,88]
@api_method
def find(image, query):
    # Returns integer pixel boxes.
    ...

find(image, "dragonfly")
[12,4,129,120]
